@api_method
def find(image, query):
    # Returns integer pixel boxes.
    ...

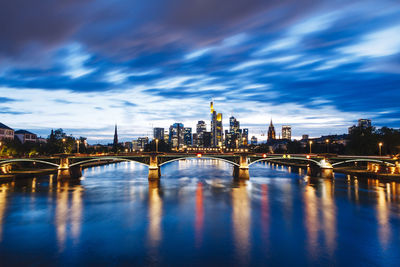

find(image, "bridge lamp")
[379,142,383,156]
[306,155,311,159]
[263,153,267,158]
[155,139,159,153]
[197,153,202,158]
[309,140,313,154]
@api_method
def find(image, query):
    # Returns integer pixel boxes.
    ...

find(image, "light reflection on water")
[0,159,398,266]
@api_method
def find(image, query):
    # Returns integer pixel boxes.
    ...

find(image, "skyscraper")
[169,123,184,148]
[282,125,291,140]
[196,120,207,147]
[153,127,164,140]
[242,128,249,145]
[184,127,192,146]
[210,101,223,147]
[267,119,276,142]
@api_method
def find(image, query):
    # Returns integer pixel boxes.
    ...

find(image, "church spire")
[113,124,118,146]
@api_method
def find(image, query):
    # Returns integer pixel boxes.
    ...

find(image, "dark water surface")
[0,160,399,266]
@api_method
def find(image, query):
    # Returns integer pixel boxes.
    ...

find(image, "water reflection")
[0,184,8,242]
[195,182,204,248]
[148,180,162,250]
[232,179,251,264]
[55,180,83,252]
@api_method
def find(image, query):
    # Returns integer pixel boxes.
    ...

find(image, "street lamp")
[309,140,313,154]
[325,139,329,153]
[155,139,159,153]
[62,138,66,153]
[379,142,383,156]
[76,140,80,154]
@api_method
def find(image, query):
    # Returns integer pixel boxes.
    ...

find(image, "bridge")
[0,153,398,180]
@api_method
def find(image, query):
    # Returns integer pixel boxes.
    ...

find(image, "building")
[169,123,184,148]
[358,119,371,128]
[0,123,14,140]
[210,101,223,147]
[192,133,198,146]
[196,120,207,147]
[137,137,149,150]
[251,136,258,145]
[153,127,164,140]
[113,124,118,147]
[282,125,291,140]
[349,119,372,134]
[267,119,276,142]
[202,132,212,148]
[15,130,37,143]
[242,128,249,145]
[184,127,192,146]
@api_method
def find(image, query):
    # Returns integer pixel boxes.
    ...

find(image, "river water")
[0,159,399,266]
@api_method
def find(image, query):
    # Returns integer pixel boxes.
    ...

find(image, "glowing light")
[197,153,202,158]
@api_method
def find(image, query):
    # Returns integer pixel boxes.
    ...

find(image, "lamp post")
[379,142,383,156]
[309,140,313,154]
[155,139,159,153]
[62,138,66,153]
[325,139,329,153]
[76,140,80,154]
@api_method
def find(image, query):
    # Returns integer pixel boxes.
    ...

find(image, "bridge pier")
[148,154,160,180]
[57,155,82,179]
[233,154,250,180]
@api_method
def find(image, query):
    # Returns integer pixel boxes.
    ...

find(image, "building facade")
[153,127,164,140]
[0,123,14,140]
[210,101,223,147]
[267,120,276,142]
[282,125,291,140]
[184,127,192,146]
[15,130,37,143]
[196,120,207,147]
[169,123,184,148]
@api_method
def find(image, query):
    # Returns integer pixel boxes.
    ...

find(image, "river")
[0,159,399,266]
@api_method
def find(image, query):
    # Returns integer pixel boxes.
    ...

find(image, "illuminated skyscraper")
[153,127,164,140]
[267,119,276,142]
[210,101,223,147]
[184,127,192,146]
[196,120,207,147]
[169,123,184,148]
[282,125,291,140]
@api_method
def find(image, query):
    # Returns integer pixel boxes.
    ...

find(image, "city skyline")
[1,0,400,143]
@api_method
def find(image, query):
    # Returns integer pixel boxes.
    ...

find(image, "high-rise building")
[184,127,192,146]
[210,101,223,147]
[267,120,276,142]
[242,128,249,145]
[282,125,291,140]
[169,123,184,148]
[137,137,148,150]
[202,132,212,148]
[192,133,198,146]
[251,136,258,145]
[153,127,164,140]
[196,120,207,147]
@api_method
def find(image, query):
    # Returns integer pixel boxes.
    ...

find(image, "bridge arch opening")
[159,157,240,167]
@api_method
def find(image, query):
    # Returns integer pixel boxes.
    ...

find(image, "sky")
[1,0,400,144]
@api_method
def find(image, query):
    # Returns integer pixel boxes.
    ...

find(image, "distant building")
[15,130,37,143]
[123,142,132,151]
[251,136,258,145]
[349,119,372,134]
[113,124,118,147]
[210,101,223,147]
[137,137,149,150]
[196,120,207,147]
[164,130,169,142]
[242,128,249,145]
[153,127,164,140]
[358,119,371,128]
[192,133,198,146]
[267,119,276,142]
[302,134,309,140]
[184,127,192,146]
[169,123,184,148]
[0,123,14,140]
[202,131,212,148]
[282,125,291,140]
